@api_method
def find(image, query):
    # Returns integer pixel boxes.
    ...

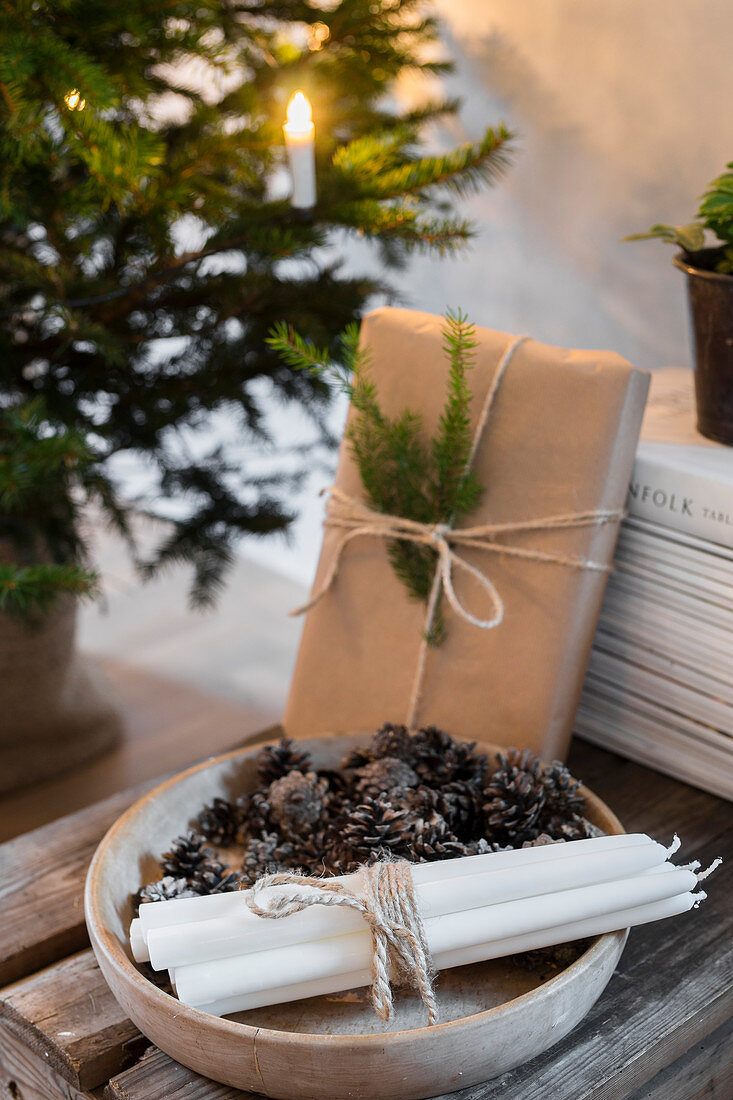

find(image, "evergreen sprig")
[268,309,483,644]
[0,563,98,617]
[0,400,104,617]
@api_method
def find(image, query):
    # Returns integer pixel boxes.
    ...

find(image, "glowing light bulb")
[284,92,313,137]
[308,22,331,52]
[283,91,316,209]
[64,89,86,111]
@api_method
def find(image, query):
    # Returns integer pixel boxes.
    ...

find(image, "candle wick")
[665,834,682,858]
[696,857,722,882]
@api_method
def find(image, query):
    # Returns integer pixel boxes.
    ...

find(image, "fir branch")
[0,399,103,618]
[0,563,98,618]
[269,309,487,644]
[431,309,482,520]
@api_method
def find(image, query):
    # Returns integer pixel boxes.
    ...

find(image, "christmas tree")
[0,401,99,616]
[0,0,513,605]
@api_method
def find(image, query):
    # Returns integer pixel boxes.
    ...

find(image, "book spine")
[627,453,733,549]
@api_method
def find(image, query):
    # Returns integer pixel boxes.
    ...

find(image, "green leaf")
[623,222,706,251]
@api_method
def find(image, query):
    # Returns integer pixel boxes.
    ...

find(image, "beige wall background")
[394,0,732,370]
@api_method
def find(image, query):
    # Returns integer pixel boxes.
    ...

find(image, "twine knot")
[246,859,439,1025]
[430,522,451,544]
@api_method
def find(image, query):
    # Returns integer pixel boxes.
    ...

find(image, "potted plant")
[0,402,121,793]
[626,161,733,445]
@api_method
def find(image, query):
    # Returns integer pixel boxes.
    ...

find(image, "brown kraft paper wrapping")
[283,307,650,759]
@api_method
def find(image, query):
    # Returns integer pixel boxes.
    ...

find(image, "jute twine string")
[291,335,624,728]
[247,859,439,1025]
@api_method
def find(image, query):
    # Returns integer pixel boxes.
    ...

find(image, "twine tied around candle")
[246,859,439,1025]
[290,334,625,727]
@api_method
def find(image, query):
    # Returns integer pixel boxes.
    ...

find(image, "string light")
[284,91,313,136]
[307,22,331,51]
[64,89,86,111]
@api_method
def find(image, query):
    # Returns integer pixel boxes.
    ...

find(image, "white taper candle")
[132,833,658,958]
[173,866,698,1006]
[190,889,701,1018]
[146,840,669,972]
[284,91,316,209]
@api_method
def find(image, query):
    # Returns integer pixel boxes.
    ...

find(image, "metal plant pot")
[675,251,733,446]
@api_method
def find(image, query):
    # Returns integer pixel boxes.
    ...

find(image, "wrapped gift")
[283,307,649,759]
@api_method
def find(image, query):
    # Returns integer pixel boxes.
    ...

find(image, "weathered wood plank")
[0,1024,102,1100]
[0,951,143,1092]
[0,783,158,988]
[2,740,730,1100]
[446,745,733,1100]
[626,1016,733,1100]
[0,725,283,988]
[103,1047,247,1100]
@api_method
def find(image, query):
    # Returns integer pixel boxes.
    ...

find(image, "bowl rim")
[84,734,627,1049]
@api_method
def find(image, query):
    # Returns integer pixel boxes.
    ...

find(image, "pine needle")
[268,308,485,644]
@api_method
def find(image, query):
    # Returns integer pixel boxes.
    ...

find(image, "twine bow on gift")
[290,334,625,727]
[247,859,439,1025]
[292,488,623,633]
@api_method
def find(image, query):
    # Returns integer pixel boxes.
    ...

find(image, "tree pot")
[674,251,733,446]
[0,596,122,794]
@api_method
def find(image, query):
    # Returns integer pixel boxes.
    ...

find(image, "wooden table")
[1,738,731,1100]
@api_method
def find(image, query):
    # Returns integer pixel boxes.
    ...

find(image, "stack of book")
[576,368,733,800]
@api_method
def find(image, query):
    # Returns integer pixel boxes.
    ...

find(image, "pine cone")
[241,832,297,883]
[412,725,488,787]
[137,875,197,905]
[401,786,467,861]
[257,737,311,786]
[466,837,512,856]
[483,750,546,844]
[341,724,413,771]
[290,828,336,876]
[522,833,564,848]
[538,760,588,840]
[335,796,413,868]
[354,757,419,800]
[315,768,351,807]
[370,722,413,762]
[437,779,483,837]
[268,771,329,835]
[541,815,590,842]
[541,760,586,817]
[341,747,373,770]
[242,788,273,835]
[160,832,212,879]
[196,797,242,846]
[193,866,243,895]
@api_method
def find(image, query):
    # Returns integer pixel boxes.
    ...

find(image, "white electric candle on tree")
[284,91,316,209]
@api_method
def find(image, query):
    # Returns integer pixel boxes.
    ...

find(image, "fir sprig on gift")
[268,310,483,644]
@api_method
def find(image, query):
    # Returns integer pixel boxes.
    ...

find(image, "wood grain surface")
[0,950,143,1091]
[1,735,731,1100]
[0,782,159,990]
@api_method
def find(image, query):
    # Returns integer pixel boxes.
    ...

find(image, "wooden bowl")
[85,734,628,1099]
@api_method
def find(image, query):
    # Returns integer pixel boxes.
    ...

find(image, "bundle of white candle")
[130,833,719,1020]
